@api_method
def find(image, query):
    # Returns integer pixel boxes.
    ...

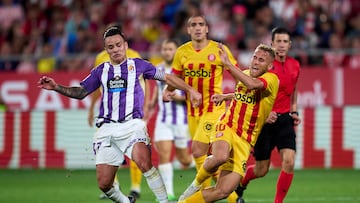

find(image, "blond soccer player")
[179,43,279,203]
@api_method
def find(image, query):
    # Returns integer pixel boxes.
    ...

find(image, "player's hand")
[162,88,176,102]
[211,94,225,106]
[266,111,278,124]
[189,89,202,108]
[291,114,301,126]
[218,43,231,68]
[38,76,57,90]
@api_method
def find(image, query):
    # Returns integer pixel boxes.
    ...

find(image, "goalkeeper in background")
[87,24,148,200]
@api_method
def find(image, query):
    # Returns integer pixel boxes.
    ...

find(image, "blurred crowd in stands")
[0,0,359,73]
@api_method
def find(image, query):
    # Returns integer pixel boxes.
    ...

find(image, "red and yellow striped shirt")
[220,70,279,146]
[172,40,237,116]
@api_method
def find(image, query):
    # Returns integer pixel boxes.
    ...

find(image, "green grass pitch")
[0,168,359,202]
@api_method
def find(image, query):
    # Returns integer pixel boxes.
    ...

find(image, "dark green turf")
[0,168,359,202]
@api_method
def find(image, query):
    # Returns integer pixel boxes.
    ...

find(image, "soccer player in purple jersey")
[38,26,201,203]
[149,39,193,201]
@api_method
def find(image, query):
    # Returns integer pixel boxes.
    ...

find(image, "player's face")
[104,34,128,64]
[161,42,177,64]
[272,33,291,58]
[249,49,273,77]
[187,16,208,42]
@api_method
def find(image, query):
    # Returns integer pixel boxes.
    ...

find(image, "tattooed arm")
[38,76,89,99]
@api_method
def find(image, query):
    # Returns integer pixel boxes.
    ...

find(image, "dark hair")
[103,26,127,41]
[271,27,290,41]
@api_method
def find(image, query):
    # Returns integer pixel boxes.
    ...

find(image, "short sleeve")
[80,67,102,93]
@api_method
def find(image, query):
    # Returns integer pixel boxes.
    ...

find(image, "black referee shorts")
[253,113,296,161]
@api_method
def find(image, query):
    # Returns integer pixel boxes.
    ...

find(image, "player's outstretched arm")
[163,74,202,108]
[38,76,89,100]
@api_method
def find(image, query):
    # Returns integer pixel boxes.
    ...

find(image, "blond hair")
[256,43,276,59]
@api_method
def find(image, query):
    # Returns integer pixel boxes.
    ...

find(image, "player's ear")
[125,41,128,49]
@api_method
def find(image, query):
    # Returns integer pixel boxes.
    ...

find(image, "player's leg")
[274,115,296,203]
[94,127,125,199]
[99,174,120,200]
[203,170,241,202]
[175,147,192,168]
[181,126,251,202]
[97,164,131,203]
[154,121,179,200]
[236,123,273,202]
[188,116,211,188]
[117,119,167,203]
[156,139,176,200]
[235,159,270,202]
[180,138,230,200]
[179,170,240,203]
[132,142,168,203]
[174,125,193,169]
[275,148,295,203]
[189,113,221,188]
[94,131,132,203]
[191,140,213,189]
[129,160,142,198]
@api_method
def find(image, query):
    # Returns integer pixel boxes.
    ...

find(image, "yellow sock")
[195,165,213,185]
[227,191,238,203]
[194,155,206,171]
[130,160,142,191]
[183,191,206,203]
[194,155,212,188]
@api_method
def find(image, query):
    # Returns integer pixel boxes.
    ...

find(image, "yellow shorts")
[213,121,252,176]
[188,111,224,144]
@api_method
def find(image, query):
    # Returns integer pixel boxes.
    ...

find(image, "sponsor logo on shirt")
[234,92,256,104]
[108,76,127,92]
[184,68,211,78]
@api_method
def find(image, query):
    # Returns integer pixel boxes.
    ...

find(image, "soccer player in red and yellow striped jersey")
[178,43,279,203]
[171,40,234,118]
[236,27,302,203]
[168,15,238,198]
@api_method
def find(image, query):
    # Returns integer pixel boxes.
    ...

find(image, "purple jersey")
[156,62,187,125]
[81,58,165,124]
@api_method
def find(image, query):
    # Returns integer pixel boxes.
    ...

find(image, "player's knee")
[212,153,228,165]
[217,157,228,166]
[214,187,232,200]
[257,170,268,177]
[178,156,192,166]
[191,148,205,158]
[282,158,295,172]
[205,154,227,169]
[133,156,152,172]
[255,166,269,177]
[191,143,208,158]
